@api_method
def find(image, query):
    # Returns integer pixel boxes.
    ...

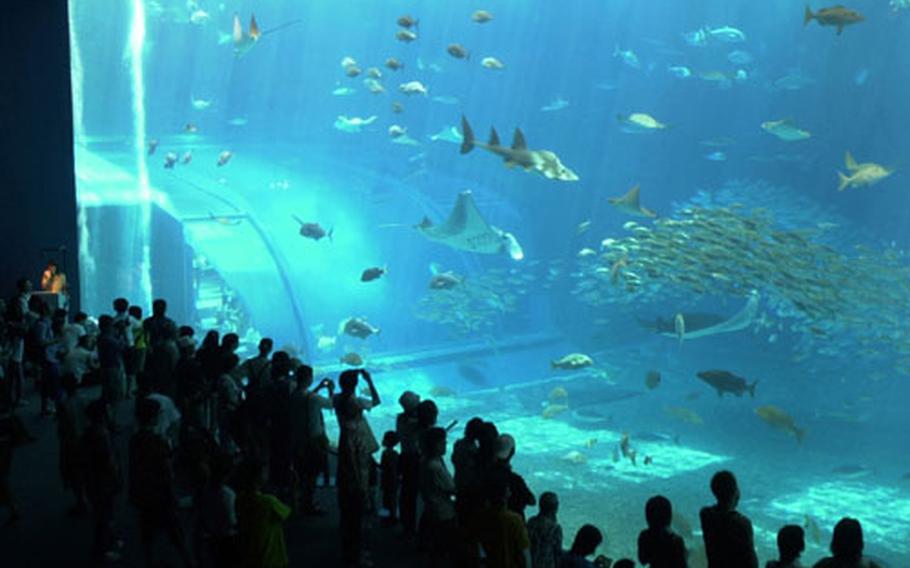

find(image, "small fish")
[340,352,364,366]
[163,152,178,169]
[345,65,361,78]
[332,87,356,96]
[705,151,727,162]
[190,96,213,110]
[293,216,332,242]
[397,15,418,29]
[216,150,233,167]
[385,58,404,71]
[613,46,641,69]
[481,57,505,70]
[340,56,357,68]
[668,65,692,79]
[185,123,198,133]
[804,5,865,35]
[148,139,159,155]
[645,370,661,390]
[316,335,336,352]
[227,117,248,126]
[540,97,570,112]
[189,9,210,25]
[360,266,387,282]
[181,151,192,165]
[576,220,592,234]
[429,272,462,290]
[367,67,382,79]
[391,102,404,114]
[399,81,428,96]
[340,317,380,339]
[471,10,493,23]
[447,43,470,60]
[364,78,385,94]
[643,455,653,465]
[396,29,417,43]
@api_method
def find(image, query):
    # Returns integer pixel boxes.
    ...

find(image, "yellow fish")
[837,151,893,191]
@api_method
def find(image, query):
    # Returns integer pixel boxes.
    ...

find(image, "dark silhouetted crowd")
[0,280,886,568]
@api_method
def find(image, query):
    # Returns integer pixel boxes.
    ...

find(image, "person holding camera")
[333,368,380,568]
[290,364,334,515]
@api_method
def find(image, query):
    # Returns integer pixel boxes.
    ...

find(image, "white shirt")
[62,323,86,351]
[63,346,97,382]
[147,393,181,437]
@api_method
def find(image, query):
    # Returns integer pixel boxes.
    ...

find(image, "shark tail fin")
[460,115,475,154]
[837,171,850,192]
[794,427,806,444]
[327,228,334,243]
[747,380,758,398]
[803,5,814,26]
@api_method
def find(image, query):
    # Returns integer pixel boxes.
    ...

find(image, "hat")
[398,391,421,411]
[494,434,515,461]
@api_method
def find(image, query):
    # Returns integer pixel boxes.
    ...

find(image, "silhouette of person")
[699,470,758,568]
[767,524,805,568]
[638,495,688,567]
[559,524,609,568]
[812,518,882,568]
[527,491,563,568]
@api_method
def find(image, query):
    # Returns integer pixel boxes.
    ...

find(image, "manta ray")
[608,184,657,218]
[642,290,760,340]
[232,13,302,57]
[417,191,524,260]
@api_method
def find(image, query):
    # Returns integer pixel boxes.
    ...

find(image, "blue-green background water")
[69,0,910,564]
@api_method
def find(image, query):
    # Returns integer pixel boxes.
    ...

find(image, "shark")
[642,290,761,340]
[416,191,524,260]
[607,184,657,218]
[459,116,579,181]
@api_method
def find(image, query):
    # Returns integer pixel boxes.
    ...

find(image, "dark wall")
[0,1,79,306]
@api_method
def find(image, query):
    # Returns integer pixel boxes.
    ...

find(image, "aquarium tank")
[68,0,910,564]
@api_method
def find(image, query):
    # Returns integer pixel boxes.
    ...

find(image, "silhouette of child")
[767,524,805,568]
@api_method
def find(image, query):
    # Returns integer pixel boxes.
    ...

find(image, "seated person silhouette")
[812,518,882,568]
[699,470,758,568]
[638,495,688,567]
[767,524,805,568]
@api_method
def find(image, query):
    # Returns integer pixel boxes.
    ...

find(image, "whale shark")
[643,290,760,340]
[416,191,524,260]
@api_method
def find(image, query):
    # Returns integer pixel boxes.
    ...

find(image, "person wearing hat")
[493,434,536,521]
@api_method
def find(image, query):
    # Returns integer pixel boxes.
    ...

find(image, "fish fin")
[837,171,850,192]
[640,206,657,218]
[488,127,501,147]
[327,228,334,243]
[748,380,758,398]
[459,115,475,154]
[511,128,527,151]
[627,184,642,206]
[803,6,814,26]
[249,14,261,40]
[794,427,806,444]
[844,151,859,171]
[232,13,243,43]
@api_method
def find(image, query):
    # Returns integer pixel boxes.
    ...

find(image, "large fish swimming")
[696,370,758,398]
[416,191,524,260]
[460,116,579,181]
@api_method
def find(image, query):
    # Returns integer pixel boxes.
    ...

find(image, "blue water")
[69,0,910,564]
